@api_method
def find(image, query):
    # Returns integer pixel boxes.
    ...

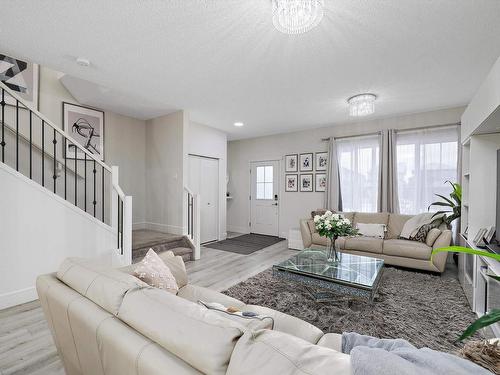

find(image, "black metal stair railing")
[0,81,129,257]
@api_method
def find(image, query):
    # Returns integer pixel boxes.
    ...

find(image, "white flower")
[325,210,332,216]
[313,215,320,223]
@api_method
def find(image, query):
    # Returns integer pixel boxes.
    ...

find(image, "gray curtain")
[378,129,399,213]
[324,137,342,211]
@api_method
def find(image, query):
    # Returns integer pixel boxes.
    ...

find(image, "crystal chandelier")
[272,0,324,35]
[348,94,377,117]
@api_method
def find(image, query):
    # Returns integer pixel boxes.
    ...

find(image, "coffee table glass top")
[273,248,384,289]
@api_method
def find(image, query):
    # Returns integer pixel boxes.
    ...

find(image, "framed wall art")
[285,174,298,192]
[0,53,39,109]
[315,173,327,192]
[300,174,313,192]
[315,152,328,171]
[285,154,298,172]
[299,153,313,172]
[63,102,105,161]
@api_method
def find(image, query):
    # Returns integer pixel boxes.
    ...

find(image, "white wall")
[145,111,187,234]
[227,107,465,238]
[187,121,228,239]
[0,163,116,309]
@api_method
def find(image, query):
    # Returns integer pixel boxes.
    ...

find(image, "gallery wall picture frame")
[315,152,328,171]
[299,153,313,172]
[300,174,314,192]
[0,53,39,110]
[63,102,105,161]
[285,154,298,172]
[315,173,327,192]
[285,174,298,192]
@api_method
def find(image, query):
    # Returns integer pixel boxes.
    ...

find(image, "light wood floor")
[0,239,295,375]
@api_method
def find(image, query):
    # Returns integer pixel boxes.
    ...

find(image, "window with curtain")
[396,126,458,215]
[337,135,380,212]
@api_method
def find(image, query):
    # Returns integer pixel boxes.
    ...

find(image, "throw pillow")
[425,228,442,247]
[134,249,179,294]
[356,223,386,239]
[409,220,442,243]
[198,301,274,331]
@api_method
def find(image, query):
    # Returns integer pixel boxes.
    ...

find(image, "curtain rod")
[321,122,461,142]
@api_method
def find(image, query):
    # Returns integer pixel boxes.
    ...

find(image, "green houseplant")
[428,181,462,227]
[432,246,500,340]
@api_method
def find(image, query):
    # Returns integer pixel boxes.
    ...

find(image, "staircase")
[0,81,132,264]
[132,230,194,263]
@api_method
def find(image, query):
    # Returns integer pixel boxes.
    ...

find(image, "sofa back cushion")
[387,214,414,239]
[353,212,389,227]
[57,257,149,315]
[119,288,245,375]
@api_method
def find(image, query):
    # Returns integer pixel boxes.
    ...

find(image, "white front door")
[188,155,219,243]
[250,161,279,236]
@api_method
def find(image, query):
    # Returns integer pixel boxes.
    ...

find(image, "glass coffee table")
[273,248,384,302]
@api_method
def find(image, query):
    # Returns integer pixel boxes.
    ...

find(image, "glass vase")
[326,236,339,263]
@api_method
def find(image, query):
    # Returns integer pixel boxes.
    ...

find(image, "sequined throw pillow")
[134,249,179,294]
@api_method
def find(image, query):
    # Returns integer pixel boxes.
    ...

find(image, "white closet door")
[188,155,219,243]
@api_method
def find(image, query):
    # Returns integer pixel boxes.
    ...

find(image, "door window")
[256,166,273,200]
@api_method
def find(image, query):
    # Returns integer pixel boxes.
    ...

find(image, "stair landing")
[132,230,193,263]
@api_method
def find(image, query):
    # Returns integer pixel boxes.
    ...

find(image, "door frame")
[188,154,220,244]
[248,159,281,236]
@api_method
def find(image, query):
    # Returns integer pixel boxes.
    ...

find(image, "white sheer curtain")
[396,126,459,214]
[337,135,380,212]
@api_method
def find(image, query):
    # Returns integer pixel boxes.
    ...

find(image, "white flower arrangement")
[314,211,358,240]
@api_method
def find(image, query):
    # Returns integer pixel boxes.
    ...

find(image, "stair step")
[132,230,194,263]
[132,247,193,263]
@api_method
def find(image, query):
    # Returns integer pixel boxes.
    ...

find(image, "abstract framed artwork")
[315,152,328,171]
[315,173,327,192]
[285,154,298,172]
[63,102,105,161]
[0,53,39,109]
[299,153,313,172]
[300,174,313,192]
[285,174,298,192]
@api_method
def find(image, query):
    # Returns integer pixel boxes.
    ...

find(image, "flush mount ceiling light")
[76,57,91,67]
[234,122,244,127]
[348,93,377,117]
[272,0,324,35]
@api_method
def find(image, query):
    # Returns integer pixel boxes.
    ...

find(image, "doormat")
[204,234,285,255]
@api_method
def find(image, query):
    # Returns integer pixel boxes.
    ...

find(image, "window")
[256,165,273,200]
[396,126,458,214]
[337,135,380,212]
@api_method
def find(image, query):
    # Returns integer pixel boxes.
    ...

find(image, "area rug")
[223,266,482,353]
[204,234,285,255]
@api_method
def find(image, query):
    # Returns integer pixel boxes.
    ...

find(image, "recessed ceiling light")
[234,122,244,127]
[348,93,377,117]
[76,57,91,67]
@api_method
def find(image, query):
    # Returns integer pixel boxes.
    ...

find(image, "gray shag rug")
[223,266,482,353]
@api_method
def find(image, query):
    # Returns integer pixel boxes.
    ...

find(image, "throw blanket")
[342,332,493,375]
[400,212,445,239]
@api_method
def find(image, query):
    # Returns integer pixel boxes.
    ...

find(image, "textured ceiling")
[1,0,500,139]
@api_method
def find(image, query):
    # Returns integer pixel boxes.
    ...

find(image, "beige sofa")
[37,254,351,375]
[300,212,452,273]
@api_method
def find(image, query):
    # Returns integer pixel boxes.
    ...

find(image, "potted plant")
[428,181,462,228]
[314,211,358,262]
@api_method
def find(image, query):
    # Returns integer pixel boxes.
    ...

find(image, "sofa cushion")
[356,223,386,239]
[244,305,324,344]
[57,257,149,315]
[226,330,351,375]
[338,212,355,223]
[119,288,244,375]
[343,237,383,254]
[198,301,274,331]
[387,214,413,239]
[312,232,329,246]
[353,212,389,227]
[178,284,247,310]
[383,239,432,260]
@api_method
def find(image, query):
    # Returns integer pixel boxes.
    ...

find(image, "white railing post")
[193,193,201,260]
[111,166,119,231]
[123,195,133,265]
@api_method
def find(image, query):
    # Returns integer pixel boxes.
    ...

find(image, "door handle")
[272,203,278,206]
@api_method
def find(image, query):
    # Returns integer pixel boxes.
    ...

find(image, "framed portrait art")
[300,174,313,192]
[315,173,327,192]
[300,153,313,172]
[63,102,105,161]
[0,53,39,109]
[285,154,298,172]
[285,174,298,192]
[315,152,328,171]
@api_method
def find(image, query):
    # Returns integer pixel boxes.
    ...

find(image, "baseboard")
[0,287,38,310]
[132,222,147,230]
[227,225,250,234]
[145,222,184,235]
